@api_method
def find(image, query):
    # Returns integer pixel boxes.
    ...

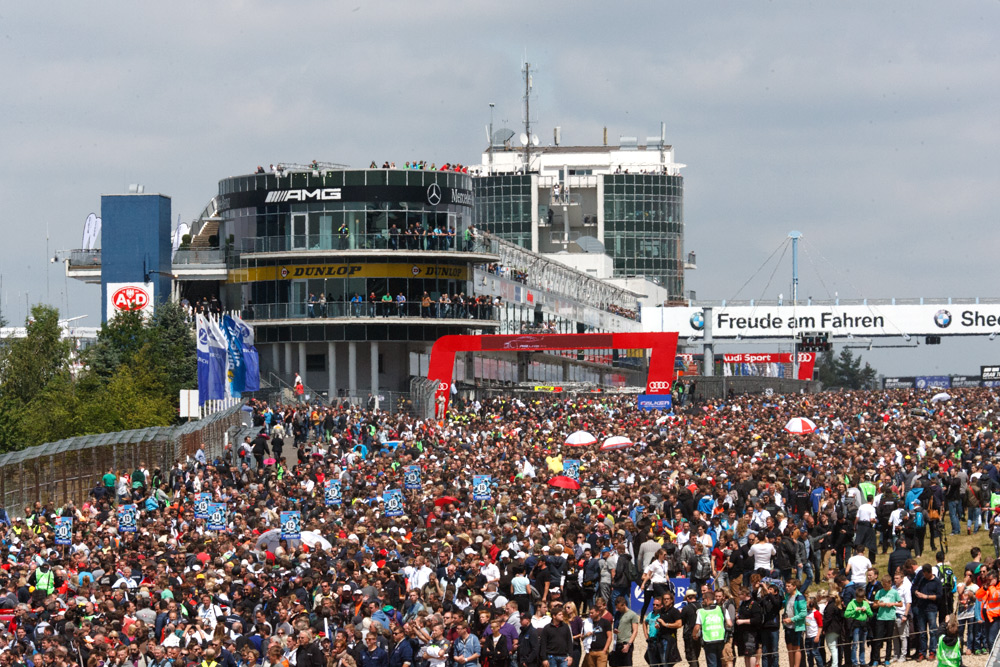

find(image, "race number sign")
[194,492,211,520]
[324,479,341,506]
[118,505,137,533]
[384,489,404,517]
[280,511,301,540]
[473,475,492,502]
[563,459,580,482]
[404,465,422,490]
[207,503,228,531]
[54,517,72,545]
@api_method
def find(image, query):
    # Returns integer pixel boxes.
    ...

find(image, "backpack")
[914,510,925,528]
[694,554,712,580]
[938,565,957,595]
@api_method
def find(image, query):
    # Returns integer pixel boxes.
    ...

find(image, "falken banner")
[643,304,1000,338]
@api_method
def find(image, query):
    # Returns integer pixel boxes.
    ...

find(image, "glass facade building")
[472,174,533,247]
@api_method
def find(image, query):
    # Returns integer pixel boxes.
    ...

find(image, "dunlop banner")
[229,263,468,283]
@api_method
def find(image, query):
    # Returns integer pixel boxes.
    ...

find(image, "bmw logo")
[690,311,705,331]
[933,309,952,328]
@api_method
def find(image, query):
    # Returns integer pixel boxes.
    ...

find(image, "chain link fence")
[0,404,245,517]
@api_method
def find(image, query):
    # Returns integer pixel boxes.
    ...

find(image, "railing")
[243,300,501,322]
[239,232,490,255]
[65,249,102,267]
[172,249,226,265]
[0,404,244,517]
[688,297,1000,307]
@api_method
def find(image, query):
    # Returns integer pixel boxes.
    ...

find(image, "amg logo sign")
[265,188,342,203]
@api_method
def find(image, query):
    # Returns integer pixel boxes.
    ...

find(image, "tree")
[815,347,878,390]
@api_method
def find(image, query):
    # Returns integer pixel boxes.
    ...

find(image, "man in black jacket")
[539,609,573,667]
[295,629,327,667]
[518,615,541,667]
[911,564,943,660]
[887,538,911,578]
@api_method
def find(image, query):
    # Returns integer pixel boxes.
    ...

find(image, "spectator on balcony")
[438,293,451,319]
[389,224,400,251]
[381,293,393,317]
[308,293,317,318]
[369,292,378,317]
[338,221,350,250]
[351,293,364,317]
[396,292,407,317]
[317,293,327,318]
[421,292,432,318]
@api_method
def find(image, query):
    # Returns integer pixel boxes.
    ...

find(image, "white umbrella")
[564,430,597,447]
[784,417,817,435]
[931,392,952,404]
[300,531,333,550]
[255,528,300,551]
[600,436,634,451]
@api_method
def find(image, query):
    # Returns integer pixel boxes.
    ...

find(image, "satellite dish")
[531,134,539,147]
[519,133,529,146]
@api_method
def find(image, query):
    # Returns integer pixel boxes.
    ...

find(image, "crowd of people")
[2,387,1000,667]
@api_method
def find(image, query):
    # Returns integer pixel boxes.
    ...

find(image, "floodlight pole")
[489,103,495,176]
[789,230,802,382]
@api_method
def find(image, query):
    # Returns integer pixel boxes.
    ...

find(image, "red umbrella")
[784,417,817,435]
[434,496,460,507]
[548,476,581,490]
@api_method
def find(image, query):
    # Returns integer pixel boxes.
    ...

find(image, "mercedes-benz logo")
[426,183,442,206]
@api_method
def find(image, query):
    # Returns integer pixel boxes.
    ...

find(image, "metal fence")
[410,377,439,420]
[0,404,245,517]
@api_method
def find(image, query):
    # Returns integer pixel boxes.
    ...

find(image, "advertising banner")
[280,511,301,540]
[403,465,422,490]
[629,579,691,613]
[645,304,1000,338]
[915,376,951,389]
[950,376,982,388]
[106,282,155,321]
[473,475,492,501]
[982,366,1000,382]
[384,489,404,517]
[884,377,916,390]
[194,492,211,520]
[638,394,673,411]
[54,517,72,546]
[207,503,228,531]
[324,479,341,506]
[118,505,137,533]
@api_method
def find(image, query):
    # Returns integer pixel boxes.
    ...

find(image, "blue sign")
[384,489,404,517]
[629,578,691,614]
[207,503,228,531]
[638,394,673,411]
[118,505,137,533]
[404,465,421,490]
[473,475,492,501]
[222,315,246,398]
[324,479,341,506]
[915,375,951,389]
[54,517,72,546]
[563,459,580,482]
[194,492,211,520]
[280,511,301,540]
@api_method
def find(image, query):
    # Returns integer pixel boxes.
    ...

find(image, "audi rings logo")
[426,183,442,206]
[690,311,705,331]
[934,309,952,328]
[648,381,672,392]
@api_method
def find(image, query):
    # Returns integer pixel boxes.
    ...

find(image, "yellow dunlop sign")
[228,263,468,283]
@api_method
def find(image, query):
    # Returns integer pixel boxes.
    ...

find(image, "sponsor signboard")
[106,282,155,321]
[884,377,915,389]
[915,376,951,389]
[629,579,691,613]
[230,263,468,283]
[220,184,475,211]
[951,376,982,388]
[983,366,1000,382]
[644,304,1000,338]
[638,394,673,411]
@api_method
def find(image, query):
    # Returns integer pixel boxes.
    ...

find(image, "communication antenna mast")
[522,61,532,173]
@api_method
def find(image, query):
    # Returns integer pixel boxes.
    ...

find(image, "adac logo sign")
[112,286,149,311]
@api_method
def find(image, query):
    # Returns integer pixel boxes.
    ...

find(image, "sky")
[2,2,999,377]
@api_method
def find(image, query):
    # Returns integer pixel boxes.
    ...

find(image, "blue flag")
[233,314,260,392]
[280,511,301,539]
[473,475,492,501]
[222,315,246,397]
[206,315,229,400]
[324,480,341,506]
[54,517,72,545]
[384,489,404,517]
[196,314,225,404]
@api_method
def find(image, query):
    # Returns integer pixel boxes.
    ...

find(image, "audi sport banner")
[644,304,1000,338]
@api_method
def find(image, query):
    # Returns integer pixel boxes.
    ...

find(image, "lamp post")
[489,102,495,176]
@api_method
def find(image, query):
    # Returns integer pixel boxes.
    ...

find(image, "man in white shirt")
[846,545,872,585]
[748,533,777,573]
[891,570,912,660]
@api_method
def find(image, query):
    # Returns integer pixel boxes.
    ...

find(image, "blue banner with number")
[54,517,72,545]
[384,489,404,517]
[207,503,227,531]
[194,492,211,520]
[404,465,421,490]
[473,475,492,501]
[118,505,137,533]
[280,511,301,539]
[563,459,580,481]
[324,479,341,506]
